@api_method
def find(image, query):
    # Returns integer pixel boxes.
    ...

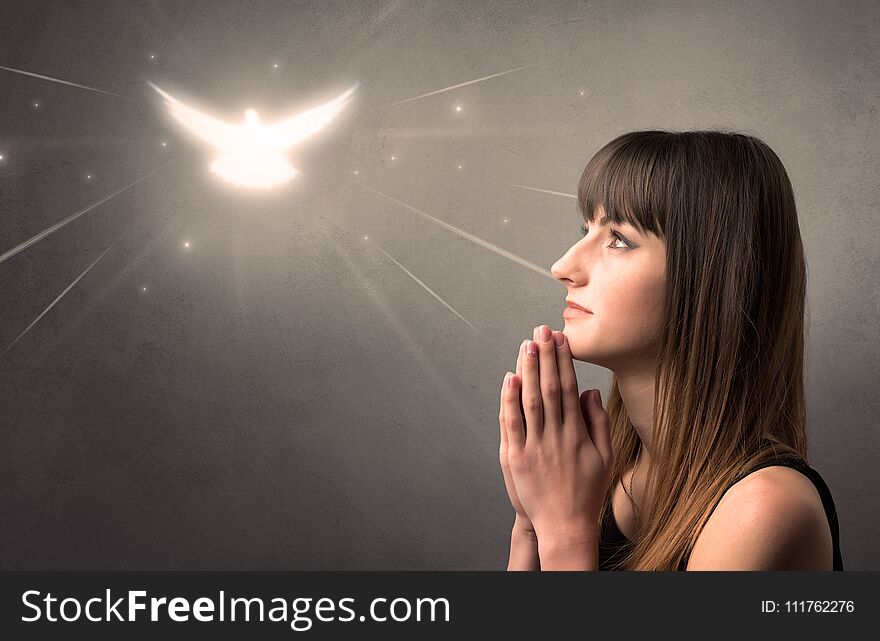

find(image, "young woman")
[498,130,844,571]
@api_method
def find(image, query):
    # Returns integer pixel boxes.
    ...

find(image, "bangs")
[577,131,669,238]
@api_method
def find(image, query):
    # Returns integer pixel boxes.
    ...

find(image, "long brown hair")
[579,130,809,570]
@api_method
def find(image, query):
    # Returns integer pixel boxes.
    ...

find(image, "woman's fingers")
[535,325,562,429]
[516,339,527,420]
[552,330,580,427]
[582,388,612,464]
[499,372,508,450]
[503,371,525,451]
[502,340,525,447]
[522,333,544,443]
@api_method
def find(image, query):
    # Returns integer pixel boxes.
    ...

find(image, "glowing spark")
[390,155,395,161]
[149,54,156,60]
[0,65,136,101]
[273,63,279,69]
[353,170,358,175]
[381,64,537,108]
[161,141,167,146]
[354,181,553,280]
[455,105,462,112]
[148,81,358,189]
[184,241,191,248]
[367,236,490,342]
[481,178,577,199]
[142,286,147,292]
[503,219,508,223]
[0,164,169,265]
[0,155,4,160]
[457,165,462,169]
[0,241,118,359]
[579,90,584,95]
[86,174,92,179]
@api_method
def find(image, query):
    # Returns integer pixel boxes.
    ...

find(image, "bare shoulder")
[685,465,833,570]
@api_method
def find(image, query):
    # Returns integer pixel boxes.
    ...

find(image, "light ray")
[325,221,481,429]
[0,163,171,265]
[50,218,182,342]
[365,234,490,342]
[353,181,554,280]
[0,65,137,101]
[379,64,538,108]
[0,240,118,358]
[481,178,577,199]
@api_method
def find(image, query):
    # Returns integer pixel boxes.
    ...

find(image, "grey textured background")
[0,0,877,570]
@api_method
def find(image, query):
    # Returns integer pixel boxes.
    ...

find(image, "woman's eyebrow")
[585,214,619,226]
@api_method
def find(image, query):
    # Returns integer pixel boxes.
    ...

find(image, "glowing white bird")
[148,81,357,189]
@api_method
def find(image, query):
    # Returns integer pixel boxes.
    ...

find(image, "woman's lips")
[563,305,593,318]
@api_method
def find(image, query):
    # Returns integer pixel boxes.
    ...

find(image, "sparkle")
[33,102,39,108]
[183,241,191,248]
[142,286,147,292]
[579,90,584,96]
[353,170,358,175]
[363,235,368,240]
[161,141,167,147]
[149,54,155,60]
[86,174,92,179]
[273,63,279,69]
[0,154,4,160]
[503,219,508,223]
[455,105,462,112]
[457,165,462,169]
[391,156,396,160]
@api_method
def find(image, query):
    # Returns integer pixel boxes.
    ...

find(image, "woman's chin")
[564,335,611,369]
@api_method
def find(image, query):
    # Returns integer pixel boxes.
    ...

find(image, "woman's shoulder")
[685,464,834,570]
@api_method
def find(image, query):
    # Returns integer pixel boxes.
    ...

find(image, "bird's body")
[148,82,357,189]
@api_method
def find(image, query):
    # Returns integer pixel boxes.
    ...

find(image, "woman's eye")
[579,224,631,250]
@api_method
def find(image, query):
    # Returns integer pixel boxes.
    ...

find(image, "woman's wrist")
[512,514,538,539]
[507,518,540,571]
[536,528,599,571]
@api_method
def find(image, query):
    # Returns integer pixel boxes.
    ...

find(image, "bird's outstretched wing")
[147,81,240,150]
[263,84,358,151]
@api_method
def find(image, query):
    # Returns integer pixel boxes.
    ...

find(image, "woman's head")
[550,204,667,373]
[556,130,809,569]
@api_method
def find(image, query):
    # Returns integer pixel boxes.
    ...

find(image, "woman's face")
[550,207,667,370]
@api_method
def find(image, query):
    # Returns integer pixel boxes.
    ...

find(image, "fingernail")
[594,389,602,405]
[539,325,551,342]
[509,374,519,389]
[526,341,537,357]
[553,331,564,347]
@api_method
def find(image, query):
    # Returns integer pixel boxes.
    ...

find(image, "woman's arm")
[507,518,540,571]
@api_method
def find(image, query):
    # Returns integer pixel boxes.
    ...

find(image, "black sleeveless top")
[598,454,844,570]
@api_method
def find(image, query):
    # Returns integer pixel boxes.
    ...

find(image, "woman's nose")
[551,245,580,281]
